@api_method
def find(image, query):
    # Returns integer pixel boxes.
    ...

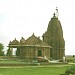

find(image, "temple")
[8,33,51,61]
[42,12,65,60]
[8,8,65,61]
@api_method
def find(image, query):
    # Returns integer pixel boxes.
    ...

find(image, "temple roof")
[9,38,20,45]
[20,37,26,44]
[24,33,51,47]
[8,33,51,48]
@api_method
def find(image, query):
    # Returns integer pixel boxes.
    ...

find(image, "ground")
[0,66,68,75]
[0,55,75,75]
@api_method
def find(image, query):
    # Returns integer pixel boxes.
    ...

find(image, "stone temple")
[42,13,65,60]
[8,9,65,60]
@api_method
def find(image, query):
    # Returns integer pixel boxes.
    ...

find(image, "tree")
[0,43,4,56]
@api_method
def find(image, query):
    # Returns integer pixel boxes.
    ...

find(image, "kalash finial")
[53,13,56,17]
[56,7,59,18]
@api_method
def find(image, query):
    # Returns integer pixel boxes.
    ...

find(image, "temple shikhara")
[8,8,65,61]
[42,13,65,60]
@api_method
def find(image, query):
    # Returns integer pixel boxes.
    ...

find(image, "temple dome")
[9,38,20,45]
[25,33,51,48]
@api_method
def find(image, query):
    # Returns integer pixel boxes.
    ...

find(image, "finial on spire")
[53,13,56,17]
[56,7,59,18]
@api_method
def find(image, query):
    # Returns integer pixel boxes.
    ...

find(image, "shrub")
[65,66,75,75]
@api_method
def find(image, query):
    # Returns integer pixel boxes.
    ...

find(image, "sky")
[0,0,75,55]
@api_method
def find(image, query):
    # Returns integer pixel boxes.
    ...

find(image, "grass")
[0,66,68,75]
[0,56,75,75]
[0,60,26,64]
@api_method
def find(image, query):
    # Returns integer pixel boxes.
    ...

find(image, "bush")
[65,66,75,75]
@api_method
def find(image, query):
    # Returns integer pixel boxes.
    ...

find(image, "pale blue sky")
[0,0,75,55]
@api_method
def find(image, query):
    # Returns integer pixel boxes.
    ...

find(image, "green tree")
[0,43,4,56]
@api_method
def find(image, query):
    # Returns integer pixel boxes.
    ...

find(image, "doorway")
[38,50,42,56]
